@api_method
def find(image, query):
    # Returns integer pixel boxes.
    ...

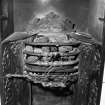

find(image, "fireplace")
[0,0,104,105]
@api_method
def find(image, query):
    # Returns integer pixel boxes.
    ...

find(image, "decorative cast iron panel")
[1,12,102,105]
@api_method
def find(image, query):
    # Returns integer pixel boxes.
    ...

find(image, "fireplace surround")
[1,12,102,105]
[0,1,104,105]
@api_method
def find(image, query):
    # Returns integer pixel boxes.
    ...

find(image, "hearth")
[1,29,102,105]
[0,1,103,105]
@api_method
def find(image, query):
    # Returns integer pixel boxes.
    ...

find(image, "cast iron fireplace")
[0,0,104,105]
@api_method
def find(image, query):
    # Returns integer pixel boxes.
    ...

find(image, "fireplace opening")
[1,0,104,105]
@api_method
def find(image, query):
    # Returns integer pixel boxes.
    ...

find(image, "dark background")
[14,0,90,32]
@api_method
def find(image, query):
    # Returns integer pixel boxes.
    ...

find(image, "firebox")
[0,0,104,105]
